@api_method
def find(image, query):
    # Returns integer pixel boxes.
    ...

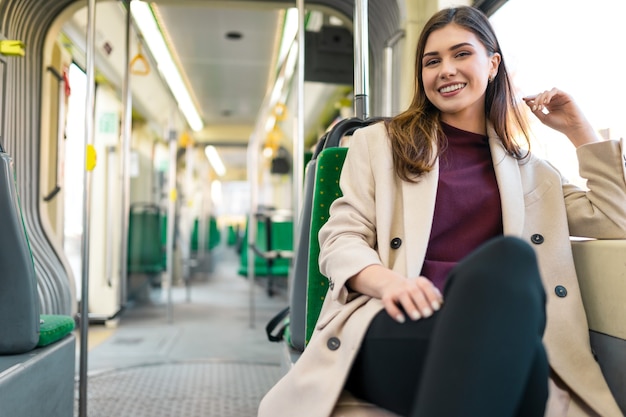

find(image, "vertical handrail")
[382,30,405,117]
[78,0,96,415]
[185,140,193,301]
[354,0,369,119]
[119,0,133,309]
[165,124,177,323]
[105,148,116,287]
[291,0,305,296]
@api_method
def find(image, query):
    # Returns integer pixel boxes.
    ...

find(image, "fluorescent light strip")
[204,146,226,177]
[131,1,204,132]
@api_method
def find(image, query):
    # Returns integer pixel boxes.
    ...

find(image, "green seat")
[305,147,347,345]
[191,216,221,252]
[127,204,165,274]
[37,315,75,347]
[238,218,293,277]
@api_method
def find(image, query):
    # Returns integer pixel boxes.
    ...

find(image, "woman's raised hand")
[523,88,601,148]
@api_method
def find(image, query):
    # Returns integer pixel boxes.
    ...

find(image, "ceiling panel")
[155,4,282,126]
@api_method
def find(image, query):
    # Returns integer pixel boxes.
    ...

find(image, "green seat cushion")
[37,315,75,347]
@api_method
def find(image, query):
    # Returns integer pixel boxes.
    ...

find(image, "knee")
[449,236,545,303]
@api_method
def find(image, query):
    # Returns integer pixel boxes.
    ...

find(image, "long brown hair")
[385,6,530,182]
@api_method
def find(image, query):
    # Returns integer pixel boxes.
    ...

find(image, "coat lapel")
[401,160,439,278]
[488,127,525,237]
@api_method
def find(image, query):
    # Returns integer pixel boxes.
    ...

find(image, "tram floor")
[74,245,289,417]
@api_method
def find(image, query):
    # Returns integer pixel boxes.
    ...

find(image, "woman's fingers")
[523,88,559,112]
[382,297,406,323]
[382,277,443,323]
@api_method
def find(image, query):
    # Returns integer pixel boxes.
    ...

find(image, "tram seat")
[287,135,328,351]
[571,239,626,413]
[304,145,401,416]
[0,336,75,417]
[239,214,293,297]
[292,139,626,415]
[191,216,221,252]
[128,203,166,275]
[0,151,75,416]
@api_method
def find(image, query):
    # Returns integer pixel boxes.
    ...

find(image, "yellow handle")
[130,41,150,75]
[0,40,25,57]
[86,145,97,171]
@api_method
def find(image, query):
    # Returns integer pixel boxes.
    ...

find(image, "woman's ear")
[490,52,502,79]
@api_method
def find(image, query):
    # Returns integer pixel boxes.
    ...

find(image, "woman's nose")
[439,59,456,78]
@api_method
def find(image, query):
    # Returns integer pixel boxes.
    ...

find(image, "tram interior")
[0,0,624,416]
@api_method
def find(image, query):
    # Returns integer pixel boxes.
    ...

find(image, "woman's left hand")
[523,88,601,148]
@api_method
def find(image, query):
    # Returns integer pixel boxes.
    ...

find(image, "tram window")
[491,0,626,189]
[63,62,87,293]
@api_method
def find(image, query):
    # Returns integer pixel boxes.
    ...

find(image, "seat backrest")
[288,160,319,351]
[0,152,39,354]
[128,203,164,274]
[302,117,386,347]
[305,147,348,345]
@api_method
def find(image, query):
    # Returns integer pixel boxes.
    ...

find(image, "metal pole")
[383,31,405,117]
[246,143,258,328]
[165,125,177,323]
[292,0,305,294]
[119,0,133,309]
[78,0,96,415]
[185,140,193,302]
[354,0,369,119]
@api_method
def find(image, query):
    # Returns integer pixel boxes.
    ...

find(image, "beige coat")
[258,123,626,417]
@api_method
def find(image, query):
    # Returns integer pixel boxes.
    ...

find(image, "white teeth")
[440,83,465,93]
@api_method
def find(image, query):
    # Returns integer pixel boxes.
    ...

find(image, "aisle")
[76,245,288,416]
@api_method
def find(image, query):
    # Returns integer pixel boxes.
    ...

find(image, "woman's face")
[421,23,500,129]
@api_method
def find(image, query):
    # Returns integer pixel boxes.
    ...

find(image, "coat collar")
[399,123,525,277]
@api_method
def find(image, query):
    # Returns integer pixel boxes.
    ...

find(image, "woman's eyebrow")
[423,42,475,59]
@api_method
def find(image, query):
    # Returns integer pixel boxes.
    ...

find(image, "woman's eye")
[424,59,439,67]
[456,51,471,58]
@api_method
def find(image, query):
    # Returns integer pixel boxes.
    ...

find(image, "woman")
[258,6,626,417]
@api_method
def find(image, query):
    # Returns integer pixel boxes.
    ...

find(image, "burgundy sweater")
[420,122,503,292]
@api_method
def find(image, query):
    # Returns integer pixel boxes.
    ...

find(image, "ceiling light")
[130,1,204,132]
[205,146,226,177]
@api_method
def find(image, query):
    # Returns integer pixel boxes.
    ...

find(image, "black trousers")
[345,236,548,417]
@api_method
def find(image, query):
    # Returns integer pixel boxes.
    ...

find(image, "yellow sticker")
[86,145,97,171]
[170,189,177,201]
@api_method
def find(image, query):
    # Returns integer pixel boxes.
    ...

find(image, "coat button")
[390,237,402,249]
[327,337,341,351]
[530,234,544,244]
[555,285,567,298]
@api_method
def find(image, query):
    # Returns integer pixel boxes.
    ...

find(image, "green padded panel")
[191,217,221,252]
[37,315,75,347]
[227,224,239,246]
[238,219,293,277]
[305,148,347,345]
[128,206,165,274]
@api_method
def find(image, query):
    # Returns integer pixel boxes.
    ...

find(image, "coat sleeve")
[318,128,383,304]
[563,140,626,238]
